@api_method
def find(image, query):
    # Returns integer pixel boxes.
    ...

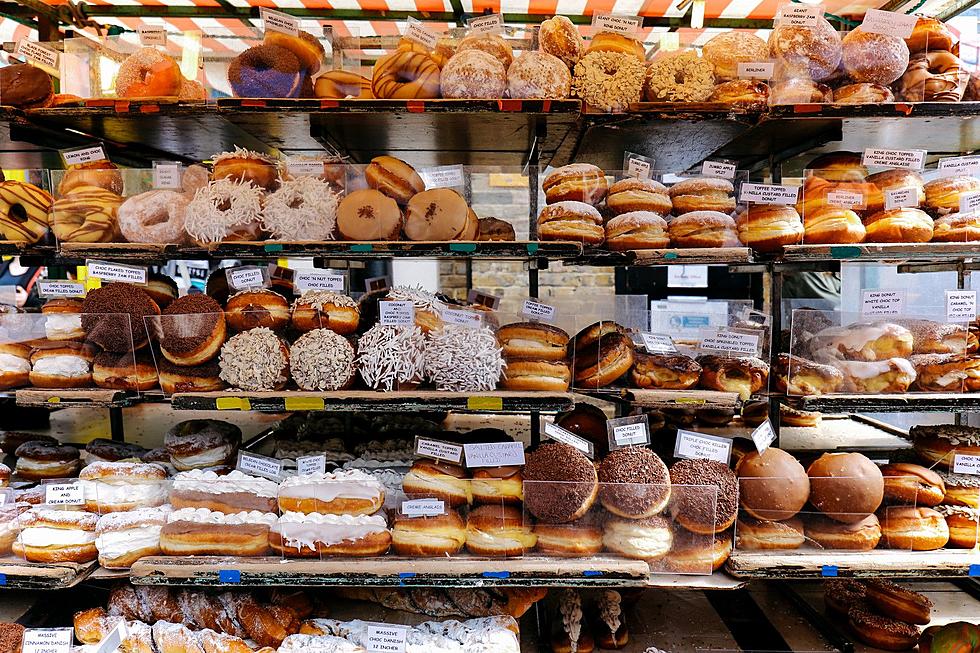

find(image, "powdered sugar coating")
[21,508,97,530]
[96,505,173,533]
[79,461,167,480]
[507,51,571,99]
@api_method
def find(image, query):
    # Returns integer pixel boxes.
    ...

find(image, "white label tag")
[45,483,83,506]
[405,17,439,50]
[138,26,167,46]
[401,498,445,517]
[16,40,59,71]
[62,146,106,166]
[591,13,642,36]
[365,624,408,653]
[441,308,483,328]
[938,155,980,176]
[826,190,864,209]
[416,438,464,464]
[752,420,776,454]
[468,14,505,34]
[862,148,926,170]
[674,429,732,464]
[296,454,326,476]
[260,7,300,36]
[701,160,737,179]
[861,289,906,316]
[228,266,266,290]
[286,160,325,177]
[95,621,128,653]
[543,421,595,458]
[953,454,980,475]
[860,9,917,38]
[884,187,919,210]
[420,165,465,189]
[37,281,86,298]
[739,183,800,205]
[775,4,822,26]
[668,265,709,288]
[86,260,147,284]
[21,629,73,653]
[463,442,526,467]
[698,328,760,356]
[608,416,650,447]
[295,271,345,292]
[946,290,977,321]
[641,333,677,354]
[237,452,283,481]
[626,157,651,180]
[153,164,181,190]
[659,32,680,51]
[960,193,980,214]
[380,301,415,326]
[522,299,556,320]
[736,62,775,79]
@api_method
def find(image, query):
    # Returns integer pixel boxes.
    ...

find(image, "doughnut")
[906,16,956,54]
[598,447,670,518]
[925,175,980,215]
[824,579,868,616]
[573,331,634,388]
[365,155,424,205]
[864,579,933,625]
[880,463,945,506]
[602,515,673,561]
[218,327,290,391]
[708,80,770,108]
[841,28,909,85]
[775,353,844,395]
[523,442,598,523]
[178,78,206,100]
[114,47,182,98]
[313,70,373,99]
[533,517,602,557]
[864,169,925,214]
[805,513,882,550]
[506,51,570,98]
[456,34,513,70]
[0,180,52,243]
[898,319,977,356]
[58,161,123,196]
[93,350,159,391]
[289,328,355,391]
[184,178,264,244]
[0,342,30,390]
[833,82,895,104]
[879,505,949,550]
[537,201,604,244]
[371,50,440,99]
[586,33,644,60]
[543,163,608,206]
[735,516,805,550]
[807,452,883,523]
[0,63,54,108]
[669,459,738,535]
[848,605,921,651]
[630,352,700,389]
[212,147,280,191]
[225,289,289,332]
[391,510,466,557]
[769,16,842,82]
[606,177,671,215]
[261,176,340,241]
[735,204,804,252]
[264,30,325,74]
[702,32,769,81]
[572,51,645,113]
[82,282,160,353]
[644,51,715,102]
[665,532,732,573]
[936,504,980,548]
[895,51,968,102]
[159,358,225,394]
[15,441,82,480]
[117,189,191,244]
[14,509,97,563]
[404,188,469,240]
[670,211,741,247]
[228,45,304,98]
[864,208,933,243]
[538,16,584,69]
[424,324,504,391]
[50,185,122,243]
[160,294,226,366]
[736,447,810,521]
[803,206,865,244]
[911,353,980,392]
[810,322,913,361]
[605,212,670,249]
[934,211,980,242]
[440,50,506,98]
[669,177,736,214]
[464,504,536,556]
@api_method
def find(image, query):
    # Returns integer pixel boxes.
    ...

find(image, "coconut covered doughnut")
[507,51,571,98]
[261,176,340,241]
[218,327,289,391]
[424,324,505,392]
[356,323,426,391]
[289,328,355,391]
[644,51,715,102]
[441,50,506,99]
[572,51,645,112]
[184,178,263,244]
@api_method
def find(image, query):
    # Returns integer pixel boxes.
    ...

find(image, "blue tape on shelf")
[399,572,416,578]
[450,243,477,253]
[526,243,539,254]
[582,571,602,577]
[821,565,838,577]
[0,574,7,586]
[263,243,284,253]
[969,564,980,577]
[830,245,861,259]
[483,571,510,579]
[218,570,241,583]
[664,252,678,260]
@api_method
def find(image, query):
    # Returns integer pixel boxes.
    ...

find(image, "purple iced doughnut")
[227,45,303,98]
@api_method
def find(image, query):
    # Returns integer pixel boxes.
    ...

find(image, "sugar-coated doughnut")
[456,34,513,70]
[118,189,190,244]
[441,50,506,98]
[228,45,303,98]
[768,16,842,82]
[115,47,182,98]
[702,32,769,81]
[264,30,324,74]
[841,28,909,85]
[507,51,571,98]
[538,16,585,69]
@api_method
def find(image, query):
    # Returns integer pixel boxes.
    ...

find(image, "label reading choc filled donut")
[86,260,148,285]
[468,14,505,35]
[237,452,283,481]
[463,442,526,467]
[295,271,345,293]
[61,145,106,166]
[22,629,74,653]
[15,40,59,73]
[591,13,642,36]
[861,289,906,316]
[953,454,980,475]
[774,4,822,27]
[884,187,919,210]
[946,290,977,321]
[862,148,926,170]
[674,429,732,464]
[416,437,464,463]
[607,415,650,450]
[739,183,799,205]
[404,17,439,50]
[37,281,86,298]
[226,266,267,291]
[138,26,167,47]
[859,9,917,38]
[296,454,326,476]
[365,624,408,652]
[380,301,415,326]
[44,483,83,506]
[260,7,299,37]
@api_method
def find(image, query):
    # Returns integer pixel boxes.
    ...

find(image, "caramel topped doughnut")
[906,17,956,54]
[896,51,968,102]
[372,50,440,99]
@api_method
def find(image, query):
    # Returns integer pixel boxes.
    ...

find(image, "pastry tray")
[727,548,980,579]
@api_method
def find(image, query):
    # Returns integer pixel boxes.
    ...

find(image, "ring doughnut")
[228,45,303,98]
[50,185,122,243]
[264,30,324,74]
[115,47,182,98]
[371,50,441,99]
[58,161,123,196]
[118,190,190,244]
[0,180,52,243]
[644,51,716,102]
[896,51,968,101]
[572,51,645,112]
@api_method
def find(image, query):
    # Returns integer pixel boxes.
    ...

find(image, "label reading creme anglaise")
[401,498,445,517]
[674,430,732,464]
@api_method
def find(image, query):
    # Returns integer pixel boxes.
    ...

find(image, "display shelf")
[727,549,980,579]
[780,242,980,264]
[169,390,575,413]
[0,558,97,589]
[128,555,649,587]
[627,101,766,119]
[783,393,980,413]
[14,389,142,409]
[573,247,755,267]
[585,388,740,411]
[766,101,980,120]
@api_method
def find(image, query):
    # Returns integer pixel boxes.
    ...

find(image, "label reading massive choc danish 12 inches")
[365,624,408,652]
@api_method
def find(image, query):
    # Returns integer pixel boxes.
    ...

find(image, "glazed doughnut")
[264,30,324,74]
[0,64,54,108]
[863,208,934,243]
[506,51,571,98]
[896,51,968,102]
[735,516,805,550]
[833,83,895,104]
[629,352,701,389]
[0,180,52,243]
[768,16,842,82]
[456,34,513,70]
[906,17,956,54]
[702,31,769,81]
[924,175,980,215]
[313,70,373,99]
[879,505,949,550]
[50,185,123,243]
[848,605,921,651]
[229,45,303,98]
[372,50,440,99]
[805,514,882,550]
[644,51,715,103]
[118,189,191,244]
[404,188,470,240]
[115,48,182,98]
[865,579,933,625]
[810,322,913,361]
[58,161,123,196]
[880,463,945,506]
[572,51,645,113]
[270,512,391,557]
[538,16,585,69]
[841,28,909,85]
[336,189,403,240]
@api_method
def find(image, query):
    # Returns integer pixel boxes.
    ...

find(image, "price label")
[826,190,865,209]
[946,290,977,321]
[45,483,83,506]
[701,160,737,179]
[739,183,799,205]
[227,266,266,290]
[237,452,283,481]
[960,193,980,214]
[415,438,464,463]
[861,289,906,316]
[61,145,106,166]
[401,498,445,517]
[404,17,438,50]
[668,265,709,288]
[463,442,526,467]
[138,26,167,46]
[775,3,822,26]
[86,260,147,284]
[21,629,73,653]
[698,328,760,356]
[16,40,59,71]
[674,429,732,464]
[260,7,300,36]
[953,454,980,475]
[624,152,653,180]
[295,271,345,292]
[752,420,775,454]
[522,299,556,320]
[884,187,919,210]
[468,13,505,34]
[607,415,650,448]
[543,421,594,458]
[860,9,917,38]
[37,281,86,298]
[365,624,409,653]
[736,62,775,79]
[641,333,677,354]
[862,148,926,170]
[468,289,501,310]
[441,307,482,327]
[380,301,415,326]
[153,164,182,190]
[419,165,465,189]
[296,454,326,476]
[592,13,642,36]
[938,155,980,175]
[95,621,128,653]
[287,160,325,177]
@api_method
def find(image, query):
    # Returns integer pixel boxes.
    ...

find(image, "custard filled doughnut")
[290,291,359,335]
[906,17,956,53]
[602,515,673,561]
[537,201,604,244]
[911,353,980,392]
[937,504,980,548]
[666,532,732,573]
[669,211,741,248]
[774,353,844,395]
[735,516,805,550]
[225,289,289,332]
[543,164,608,206]
[837,358,917,393]
[497,321,569,361]
[864,208,934,243]
[702,32,769,81]
[365,156,425,205]
[533,518,603,557]
[336,189,403,240]
[229,45,303,98]
[863,169,925,214]
[879,506,949,550]
[669,177,735,214]
[697,354,768,400]
[841,28,909,85]
[630,352,701,390]
[50,185,122,243]
[402,459,472,507]
[933,211,980,242]
[441,50,506,99]
[708,79,770,108]
[539,16,585,69]
[372,50,440,99]
[924,175,980,215]
[803,206,866,244]
[115,48,182,97]
[896,51,968,102]
[118,189,191,244]
[810,322,913,361]
[770,78,833,104]
[507,51,571,98]
[464,505,536,556]
[881,463,945,507]
[735,204,804,252]
[391,510,466,556]
[0,181,52,243]
[606,178,671,215]
[644,51,715,103]
[768,15,842,82]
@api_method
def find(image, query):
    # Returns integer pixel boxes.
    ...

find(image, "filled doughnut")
[538,16,585,69]
[841,28,909,85]
[506,51,571,99]
[736,516,805,550]
[697,354,768,400]
[774,353,844,395]
[810,322,913,361]
[911,353,980,392]
[441,50,506,99]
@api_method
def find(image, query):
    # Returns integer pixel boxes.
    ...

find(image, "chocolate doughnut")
[669,458,738,535]
[228,45,303,98]
[0,64,54,108]
[84,438,148,463]
[160,294,226,366]
[81,283,161,353]
[598,447,671,518]
[523,442,598,523]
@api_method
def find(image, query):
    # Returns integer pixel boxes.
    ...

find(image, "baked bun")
[807,452,884,523]
[586,32,645,60]
[464,504,535,556]
[668,178,735,214]
[702,31,769,81]
[697,354,768,400]
[833,82,895,104]
[735,204,804,252]
[543,163,608,206]
[841,28,909,85]
[604,212,670,250]
[606,178,671,216]
[803,206,866,244]
[669,211,741,248]
[391,510,466,556]
[523,442,598,523]
[933,210,980,242]
[497,321,569,360]
[736,447,809,521]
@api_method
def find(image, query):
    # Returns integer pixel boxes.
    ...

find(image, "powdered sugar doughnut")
[261,176,340,241]
[118,190,190,244]
[456,34,513,70]
[507,51,571,98]
[184,178,263,244]
[842,28,909,85]
[440,50,506,99]
[769,16,842,82]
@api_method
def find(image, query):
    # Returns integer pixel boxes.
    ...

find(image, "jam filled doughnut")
[115,48,182,98]
[229,45,304,98]
[371,50,441,99]
[539,16,585,69]
[0,180,52,243]
[841,28,909,86]
[441,50,506,99]
[768,15,842,82]
[507,51,571,99]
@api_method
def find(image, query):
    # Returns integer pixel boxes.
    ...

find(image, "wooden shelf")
[14,389,141,409]
[785,393,980,413]
[781,242,980,264]
[0,558,97,589]
[584,388,740,411]
[727,548,980,579]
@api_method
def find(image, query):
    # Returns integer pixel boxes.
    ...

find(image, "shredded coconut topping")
[424,324,505,392]
[184,178,263,244]
[386,285,446,313]
[262,176,340,241]
[295,291,357,310]
[597,590,622,637]
[559,589,583,653]
[218,327,289,391]
[356,324,426,391]
[289,329,355,391]
[212,146,279,166]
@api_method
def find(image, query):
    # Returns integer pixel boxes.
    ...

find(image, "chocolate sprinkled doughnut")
[161,294,223,355]
[669,458,738,535]
[598,447,671,518]
[81,283,160,353]
[523,442,598,523]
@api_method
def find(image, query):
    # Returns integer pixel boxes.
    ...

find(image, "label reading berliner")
[624,152,654,180]
[826,190,865,209]
[260,7,300,37]
[862,148,926,170]
[938,155,980,175]
[859,9,917,38]
[736,62,775,80]
[441,307,483,328]
[468,13,505,35]
[380,301,415,326]
[22,628,74,653]
[237,452,283,481]
[774,4,822,27]
[227,266,267,290]
[415,437,464,464]
[861,289,906,316]
[463,442,526,467]
[296,454,326,476]
[701,160,737,179]
[86,260,148,285]
[607,415,650,449]
[404,17,439,50]
[522,298,556,320]
[591,13,642,36]
[739,183,799,205]
[61,145,107,166]
[884,187,919,210]
[543,421,595,458]
[419,165,465,189]
[152,163,182,190]
[751,420,776,455]
[295,271,345,292]
[15,40,59,72]
[960,192,980,214]
[697,328,760,356]
[365,624,408,652]
[401,498,445,517]
[674,430,732,464]
[45,483,83,506]
[138,26,167,47]
[641,333,677,354]
[953,454,980,475]
[37,281,86,298]
[946,290,977,321]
